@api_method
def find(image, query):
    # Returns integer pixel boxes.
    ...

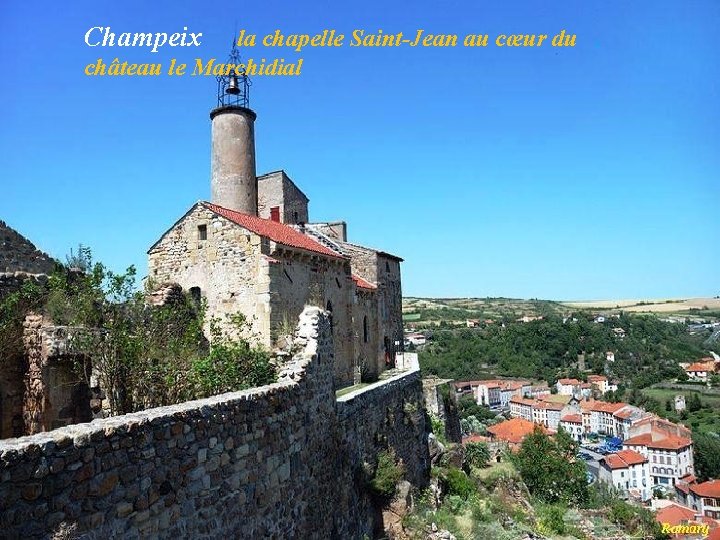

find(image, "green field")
[641,387,720,435]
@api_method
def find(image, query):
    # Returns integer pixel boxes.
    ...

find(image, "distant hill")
[403,296,720,325]
[403,297,569,325]
[0,219,57,274]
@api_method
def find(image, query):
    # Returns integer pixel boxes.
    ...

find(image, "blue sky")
[1,0,717,300]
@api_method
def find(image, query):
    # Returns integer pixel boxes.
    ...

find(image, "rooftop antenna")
[216,37,251,108]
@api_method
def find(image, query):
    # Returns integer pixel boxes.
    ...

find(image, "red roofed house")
[623,429,694,487]
[587,374,609,394]
[487,417,546,450]
[685,359,718,382]
[148,94,404,388]
[589,401,628,436]
[655,503,718,538]
[688,480,720,520]
[598,449,651,501]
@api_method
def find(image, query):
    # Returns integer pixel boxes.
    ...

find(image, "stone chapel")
[147,59,404,387]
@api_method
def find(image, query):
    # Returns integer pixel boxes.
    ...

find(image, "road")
[578,444,604,479]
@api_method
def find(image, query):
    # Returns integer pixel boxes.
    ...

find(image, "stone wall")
[336,242,404,367]
[257,171,309,225]
[0,307,429,539]
[267,251,356,386]
[422,378,462,444]
[148,204,273,344]
[0,272,48,301]
[0,221,57,274]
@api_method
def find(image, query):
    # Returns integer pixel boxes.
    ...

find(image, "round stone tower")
[210,105,257,215]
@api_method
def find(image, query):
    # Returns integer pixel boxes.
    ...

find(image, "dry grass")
[562,297,720,313]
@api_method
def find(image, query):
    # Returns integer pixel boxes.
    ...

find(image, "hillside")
[404,296,720,326]
[408,300,711,389]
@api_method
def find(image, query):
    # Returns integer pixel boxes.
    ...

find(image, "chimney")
[210,105,258,215]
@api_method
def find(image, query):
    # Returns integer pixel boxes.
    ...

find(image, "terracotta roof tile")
[487,418,546,444]
[203,202,345,260]
[561,414,583,424]
[686,361,716,372]
[690,479,720,498]
[623,432,692,450]
[352,275,377,290]
[655,503,698,526]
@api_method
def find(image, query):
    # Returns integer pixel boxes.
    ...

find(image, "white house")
[686,479,720,520]
[587,374,609,394]
[556,378,581,396]
[598,449,651,501]
[685,360,717,382]
[623,431,694,487]
[560,414,583,442]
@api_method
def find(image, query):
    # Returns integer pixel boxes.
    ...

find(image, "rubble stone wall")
[0,307,429,539]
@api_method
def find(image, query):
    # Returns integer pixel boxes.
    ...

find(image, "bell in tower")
[226,75,241,95]
[210,41,257,215]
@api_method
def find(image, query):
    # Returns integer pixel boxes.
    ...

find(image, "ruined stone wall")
[148,205,273,345]
[0,221,57,274]
[0,272,48,300]
[21,317,92,435]
[1,275,49,439]
[267,251,355,386]
[0,307,429,539]
[257,171,309,225]
[422,378,462,444]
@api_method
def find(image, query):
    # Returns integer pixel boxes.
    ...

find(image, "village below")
[405,296,720,539]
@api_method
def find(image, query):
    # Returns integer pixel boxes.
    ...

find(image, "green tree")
[688,393,702,413]
[511,427,589,505]
[465,441,491,469]
[693,433,720,481]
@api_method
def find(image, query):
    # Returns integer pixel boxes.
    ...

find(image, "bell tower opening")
[210,42,258,216]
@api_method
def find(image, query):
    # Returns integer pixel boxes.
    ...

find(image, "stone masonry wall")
[0,307,429,539]
[148,204,273,345]
[257,171,309,225]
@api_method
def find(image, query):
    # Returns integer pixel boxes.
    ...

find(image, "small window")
[385,261,390,271]
[363,316,368,343]
[270,206,280,222]
[189,286,201,306]
[198,224,207,241]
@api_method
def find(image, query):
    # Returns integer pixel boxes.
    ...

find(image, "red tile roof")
[352,275,377,290]
[203,202,346,260]
[623,432,692,450]
[487,418,546,444]
[561,414,583,424]
[655,503,698,526]
[617,449,646,466]
[558,378,581,385]
[690,479,720,498]
[591,401,628,413]
[613,407,637,420]
[686,361,716,372]
[588,375,608,382]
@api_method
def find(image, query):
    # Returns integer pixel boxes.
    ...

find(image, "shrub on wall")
[368,449,404,500]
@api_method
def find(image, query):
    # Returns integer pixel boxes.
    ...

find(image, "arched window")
[363,316,368,343]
